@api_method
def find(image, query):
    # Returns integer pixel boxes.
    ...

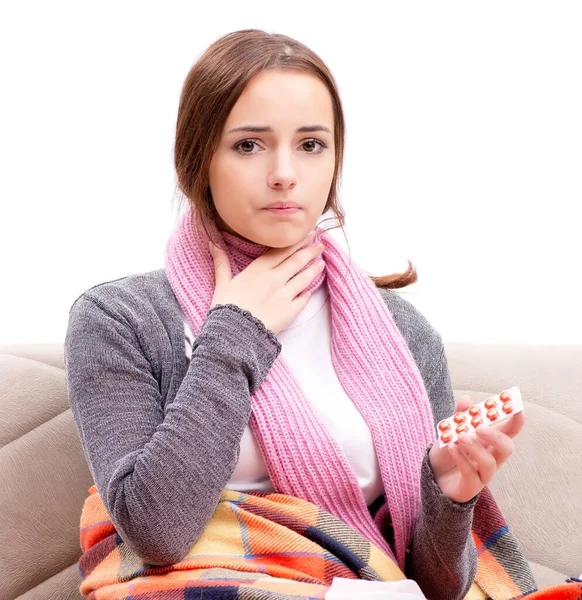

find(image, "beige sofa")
[1,341,580,599]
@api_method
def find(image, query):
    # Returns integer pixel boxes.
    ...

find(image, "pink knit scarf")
[164,208,437,570]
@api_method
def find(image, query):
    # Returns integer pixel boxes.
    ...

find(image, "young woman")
[65,29,525,600]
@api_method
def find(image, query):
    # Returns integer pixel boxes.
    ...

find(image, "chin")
[253,227,311,249]
[219,212,318,249]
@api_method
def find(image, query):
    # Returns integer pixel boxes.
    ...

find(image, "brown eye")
[302,139,326,154]
[237,140,256,154]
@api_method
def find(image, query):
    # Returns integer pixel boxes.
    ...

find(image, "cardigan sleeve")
[406,348,479,600]
[377,289,479,600]
[65,295,281,566]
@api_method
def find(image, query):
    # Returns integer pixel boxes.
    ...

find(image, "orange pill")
[456,422,468,434]
[487,408,498,421]
[440,431,453,444]
[469,405,481,417]
[502,401,513,414]
[471,416,483,428]
[453,412,466,424]
[484,398,497,409]
[438,420,451,432]
[500,391,511,403]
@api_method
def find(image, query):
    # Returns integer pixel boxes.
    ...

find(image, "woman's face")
[208,69,336,248]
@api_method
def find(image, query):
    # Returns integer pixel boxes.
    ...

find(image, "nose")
[267,148,297,190]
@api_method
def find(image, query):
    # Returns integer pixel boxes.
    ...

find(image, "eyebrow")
[226,125,332,135]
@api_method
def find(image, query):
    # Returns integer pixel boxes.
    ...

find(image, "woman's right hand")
[208,231,325,335]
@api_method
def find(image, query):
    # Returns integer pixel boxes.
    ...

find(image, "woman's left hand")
[428,395,526,503]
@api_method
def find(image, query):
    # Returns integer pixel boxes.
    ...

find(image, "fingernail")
[458,433,470,444]
[476,426,492,436]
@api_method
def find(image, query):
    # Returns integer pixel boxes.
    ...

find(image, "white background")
[1,1,580,345]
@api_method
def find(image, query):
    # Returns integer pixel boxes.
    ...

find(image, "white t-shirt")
[183,283,384,506]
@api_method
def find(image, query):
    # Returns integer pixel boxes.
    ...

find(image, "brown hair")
[172,29,417,290]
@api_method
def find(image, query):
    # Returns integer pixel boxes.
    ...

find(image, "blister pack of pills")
[438,385,523,448]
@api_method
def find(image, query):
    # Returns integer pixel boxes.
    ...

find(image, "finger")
[209,241,232,287]
[457,433,497,485]
[262,230,318,267]
[475,425,514,467]
[454,394,473,413]
[277,242,324,283]
[289,288,313,314]
[473,435,495,454]
[285,255,326,297]
[458,445,480,471]
[458,416,518,456]
[452,434,481,471]
[494,411,526,439]
[448,441,481,484]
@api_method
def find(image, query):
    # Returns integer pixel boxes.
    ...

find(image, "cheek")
[227,155,261,186]
[310,157,335,203]
[210,155,254,207]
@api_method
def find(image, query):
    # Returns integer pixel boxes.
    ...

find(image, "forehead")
[224,69,334,129]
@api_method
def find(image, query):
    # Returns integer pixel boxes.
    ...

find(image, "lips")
[265,206,301,215]
[264,201,301,210]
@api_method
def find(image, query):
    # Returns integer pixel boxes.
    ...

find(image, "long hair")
[172,29,417,289]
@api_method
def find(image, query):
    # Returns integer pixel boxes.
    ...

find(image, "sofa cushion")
[0,352,92,600]
[528,561,571,591]
[0,354,68,446]
[15,563,83,600]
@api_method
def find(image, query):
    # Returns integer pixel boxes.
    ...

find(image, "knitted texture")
[165,209,437,569]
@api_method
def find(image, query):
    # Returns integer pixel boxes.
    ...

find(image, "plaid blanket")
[77,484,581,600]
